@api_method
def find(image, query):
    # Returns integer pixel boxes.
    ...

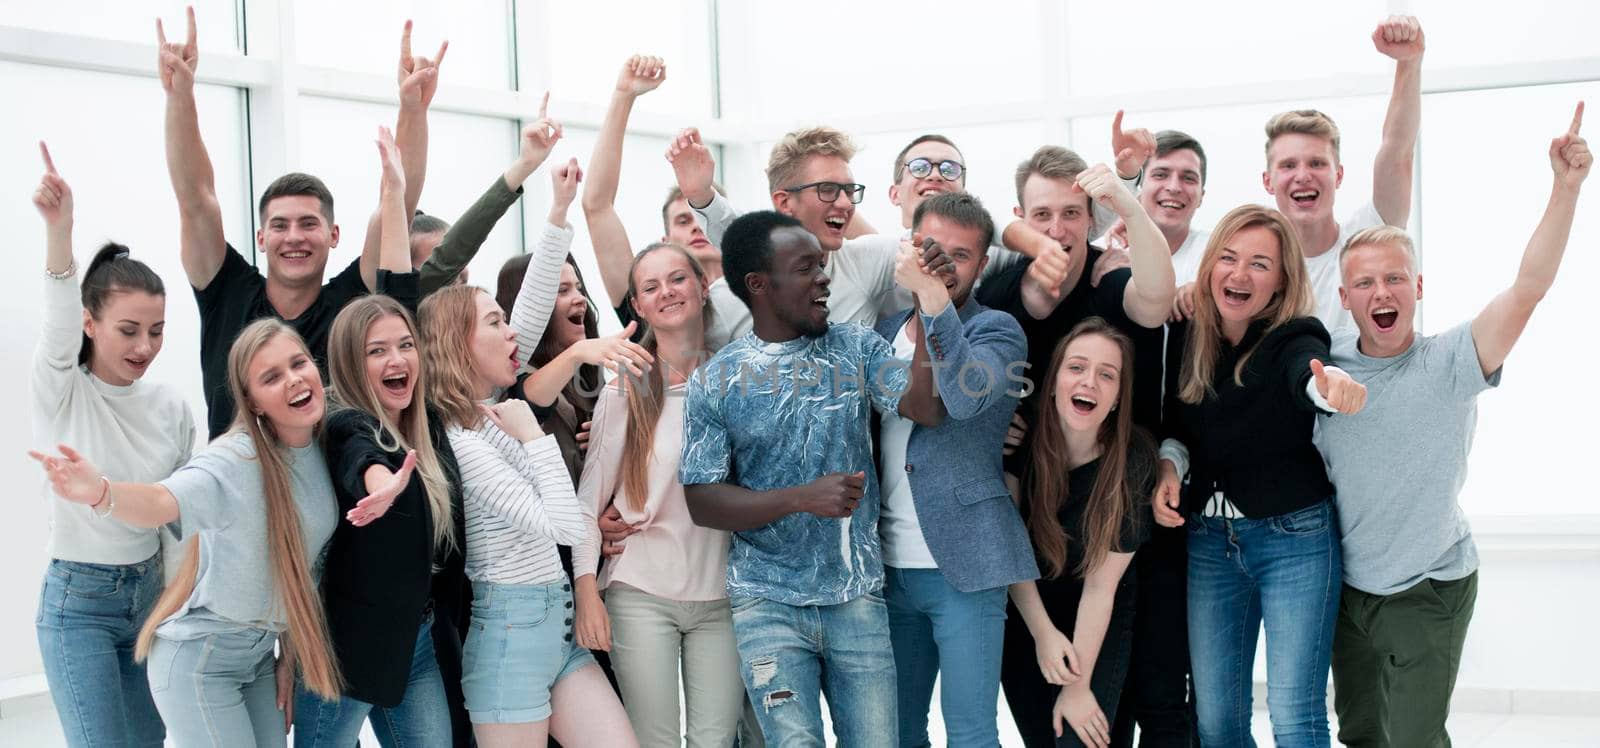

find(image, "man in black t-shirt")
[158,12,442,437]
[976,145,1175,429]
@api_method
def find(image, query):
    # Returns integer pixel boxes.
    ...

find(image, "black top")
[194,246,369,438]
[975,248,1166,432]
[1162,316,1334,518]
[1009,429,1155,633]
[318,407,467,707]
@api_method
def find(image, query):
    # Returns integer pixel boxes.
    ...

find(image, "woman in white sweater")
[418,283,635,747]
[29,143,196,747]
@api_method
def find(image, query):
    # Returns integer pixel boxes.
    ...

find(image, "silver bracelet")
[45,259,77,280]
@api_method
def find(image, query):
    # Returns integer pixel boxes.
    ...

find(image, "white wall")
[1,0,1598,698]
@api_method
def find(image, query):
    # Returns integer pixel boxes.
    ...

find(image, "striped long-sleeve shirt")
[449,421,594,585]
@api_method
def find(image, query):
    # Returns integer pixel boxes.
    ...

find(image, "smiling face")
[548,263,590,352]
[470,291,520,391]
[774,155,855,252]
[914,214,988,309]
[1340,242,1422,357]
[244,334,325,445]
[891,140,965,227]
[256,195,339,289]
[663,197,719,269]
[631,248,708,334]
[760,226,831,338]
[1017,174,1093,254]
[83,290,166,386]
[1206,224,1285,338]
[1263,133,1344,227]
[1141,149,1205,240]
[363,313,419,422]
[1053,333,1123,434]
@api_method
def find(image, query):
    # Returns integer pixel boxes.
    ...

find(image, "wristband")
[46,259,77,280]
[90,476,115,518]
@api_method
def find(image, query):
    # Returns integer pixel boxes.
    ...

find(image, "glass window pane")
[1064,0,1386,97]
[520,0,714,117]
[294,0,512,89]
[295,97,520,293]
[7,0,240,52]
[1067,94,1391,238]
[723,0,1043,120]
[1411,0,1600,71]
[1418,82,1600,516]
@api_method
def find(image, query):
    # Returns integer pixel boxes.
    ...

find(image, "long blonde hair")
[326,296,455,555]
[618,243,712,512]
[136,319,343,698]
[418,285,490,430]
[1178,205,1315,404]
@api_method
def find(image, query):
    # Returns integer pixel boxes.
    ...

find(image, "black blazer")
[319,407,468,707]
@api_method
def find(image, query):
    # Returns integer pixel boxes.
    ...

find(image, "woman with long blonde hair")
[570,243,745,747]
[32,318,342,746]
[1151,204,1369,747]
[419,282,634,747]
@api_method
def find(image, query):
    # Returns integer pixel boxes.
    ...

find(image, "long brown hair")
[418,285,490,430]
[326,295,455,554]
[618,243,712,512]
[1178,204,1315,404]
[136,319,343,698]
[1025,318,1140,578]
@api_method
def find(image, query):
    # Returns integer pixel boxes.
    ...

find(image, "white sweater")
[31,273,196,564]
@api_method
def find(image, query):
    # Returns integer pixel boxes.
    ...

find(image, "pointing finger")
[1112,109,1125,139]
[40,141,57,174]
[538,91,549,119]
[185,5,197,50]
[434,39,449,67]
[1571,100,1585,136]
[156,17,168,46]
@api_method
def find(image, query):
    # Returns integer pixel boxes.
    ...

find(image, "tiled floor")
[6,700,1600,746]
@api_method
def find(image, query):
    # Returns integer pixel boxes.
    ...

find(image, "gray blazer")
[875,300,1040,593]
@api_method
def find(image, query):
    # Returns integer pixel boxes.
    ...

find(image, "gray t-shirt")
[1315,322,1499,596]
[156,432,338,639]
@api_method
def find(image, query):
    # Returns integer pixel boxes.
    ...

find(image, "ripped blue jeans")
[729,592,897,747]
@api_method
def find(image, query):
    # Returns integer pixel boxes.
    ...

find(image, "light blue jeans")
[146,628,282,746]
[1188,499,1342,748]
[35,555,166,748]
[885,566,1008,748]
[730,592,897,747]
[292,613,451,746]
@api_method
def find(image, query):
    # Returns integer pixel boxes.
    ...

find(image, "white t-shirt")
[1171,227,1212,285]
[876,324,937,568]
[1303,202,1385,338]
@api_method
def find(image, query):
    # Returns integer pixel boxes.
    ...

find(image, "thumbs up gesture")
[1311,359,1367,415]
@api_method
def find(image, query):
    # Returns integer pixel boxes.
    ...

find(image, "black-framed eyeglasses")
[904,157,965,182]
[784,181,866,204]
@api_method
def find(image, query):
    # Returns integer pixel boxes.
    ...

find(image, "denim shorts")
[461,580,595,724]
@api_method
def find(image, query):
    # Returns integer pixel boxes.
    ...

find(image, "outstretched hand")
[1311,359,1368,415]
[29,445,104,506]
[1551,101,1592,191]
[617,55,666,95]
[347,450,418,527]
[33,142,73,228]
[398,20,447,107]
[666,127,717,207]
[155,6,199,94]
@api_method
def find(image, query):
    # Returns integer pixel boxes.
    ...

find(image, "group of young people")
[24,9,1591,748]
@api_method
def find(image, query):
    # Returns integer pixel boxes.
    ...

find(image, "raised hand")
[551,157,583,214]
[569,322,654,378]
[794,472,866,518]
[1152,459,1184,527]
[397,20,447,107]
[1111,110,1155,179]
[33,142,73,228]
[893,234,948,301]
[347,450,418,527]
[666,127,717,207]
[1076,163,1140,219]
[1551,101,1591,191]
[29,445,105,506]
[479,400,544,443]
[1311,359,1368,415]
[155,6,199,95]
[1033,624,1082,687]
[376,125,405,193]
[519,92,564,170]
[1372,15,1425,62]
[617,54,666,96]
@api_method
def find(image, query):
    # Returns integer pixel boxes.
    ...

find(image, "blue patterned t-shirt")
[679,323,910,606]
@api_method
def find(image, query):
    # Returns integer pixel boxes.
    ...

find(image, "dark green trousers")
[1331,572,1478,748]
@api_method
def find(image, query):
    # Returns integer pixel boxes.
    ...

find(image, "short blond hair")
[1340,225,1417,276]
[1264,109,1341,165]
[766,127,858,194]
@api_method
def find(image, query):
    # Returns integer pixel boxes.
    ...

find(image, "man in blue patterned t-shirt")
[680,211,944,745]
